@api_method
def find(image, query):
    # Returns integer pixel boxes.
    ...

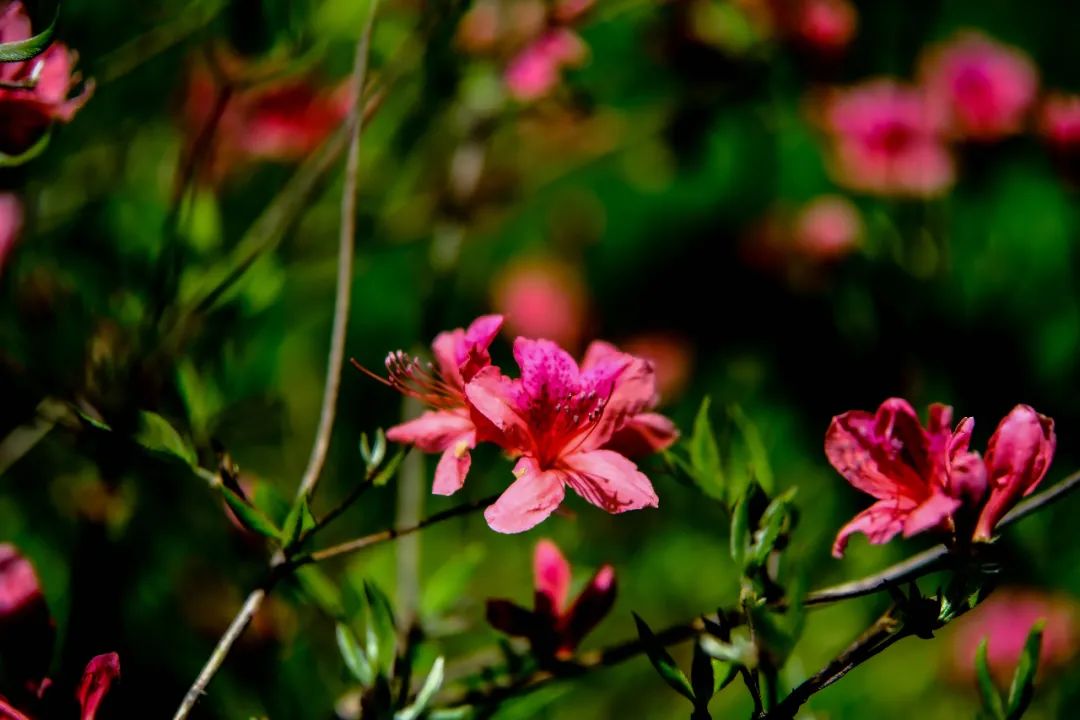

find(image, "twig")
[295,3,376,501]
[298,493,499,566]
[172,587,270,720]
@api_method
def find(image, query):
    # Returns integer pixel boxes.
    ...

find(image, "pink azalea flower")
[492,259,589,352]
[792,195,862,261]
[487,539,616,662]
[74,654,121,720]
[379,315,504,496]
[465,337,662,533]
[826,398,984,557]
[1039,93,1080,150]
[0,544,54,691]
[972,404,1055,542]
[919,31,1038,141]
[505,29,586,101]
[790,0,857,55]
[949,589,1079,686]
[819,79,955,197]
[0,193,24,275]
[0,0,93,155]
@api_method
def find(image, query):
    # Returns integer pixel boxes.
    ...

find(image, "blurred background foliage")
[2,0,1080,717]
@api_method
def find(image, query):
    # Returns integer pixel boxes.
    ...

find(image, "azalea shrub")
[3,0,1080,719]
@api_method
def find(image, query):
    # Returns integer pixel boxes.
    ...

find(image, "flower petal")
[0,544,54,689]
[832,497,918,558]
[533,539,571,616]
[486,599,541,638]
[561,564,616,654]
[465,366,530,450]
[0,696,31,720]
[562,449,659,514]
[484,458,566,534]
[433,441,473,496]
[386,410,474,453]
[604,412,679,457]
[430,314,504,389]
[77,653,120,720]
[902,491,962,537]
[514,337,581,405]
[946,416,987,505]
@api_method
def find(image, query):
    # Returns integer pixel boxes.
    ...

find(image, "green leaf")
[420,543,485,619]
[690,640,716,714]
[976,638,1006,720]
[337,623,374,687]
[282,497,316,548]
[395,656,445,720]
[633,612,695,702]
[134,411,197,466]
[220,486,282,540]
[359,429,387,469]
[0,128,52,167]
[1005,621,1044,719]
[364,580,398,676]
[749,488,797,569]
[730,493,750,568]
[729,405,774,496]
[689,397,724,499]
[295,565,345,618]
[699,635,756,667]
[371,447,406,487]
[0,3,58,62]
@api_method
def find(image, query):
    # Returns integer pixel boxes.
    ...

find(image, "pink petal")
[0,544,41,619]
[946,416,987,505]
[514,337,581,405]
[825,405,923,502]
[974,405,1056,541]
[386,409,474,453]
[561,564,616,653]
[433,442,473,496]
[583,355,656,451]
[562,449,659,514]
[832,497,918,558]
[902,491,962,537]
[534,539,571,615]
[465,366,530,451]
[0,2,32,45]
[581,340,620,370]
[0,544,54,687]
[431,328,469,389]
[0,696,31,720]
[77,652,120,720]
[486,599,540,637]
[0,193,23,275]
[484,458,567,534]
[604,412,679,457]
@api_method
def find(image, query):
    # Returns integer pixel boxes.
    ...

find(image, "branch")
[295,4,377,501]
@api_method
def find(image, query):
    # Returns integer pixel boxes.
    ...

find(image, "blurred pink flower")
[505,29,587,101]
[0,193,24,275]
[792,194,862,260]
[376,315,504,496]
[949,589,1080,686]
[972,404,1055,542]
[487,539,616,662]
[492,259,589,351]
[1039,93,1080,149]
[0,0,93,155]
[826,398,983,557]
[919,31,1038,141]
[819,80,954,197]
[182,60,352,183]
[465,337,661,533]
[621,333,695,402]
[790,0,857,55]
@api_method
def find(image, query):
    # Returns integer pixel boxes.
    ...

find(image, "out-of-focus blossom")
[621,333,695,402]
[456,0,547,55]
[505,29,587,101]
[972,404,1055,542]
[0,544,53,690]
[377,315,504,496]
[826,398,983,557]
[787,0,857,55]
[817,79,954,197]
[487,539,615,662]
[492,259,589,352]
[919,31,1038,141]
[949,589,1080,686]
[0,547,119,719]
[0,1,93,155]
[792,195,862,261]
[181,58,352,183]
[465,337,661,533]
[1039,93,1080,150]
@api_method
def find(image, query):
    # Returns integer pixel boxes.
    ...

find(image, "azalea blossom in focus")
[817,79,954,197]
[827,399,1055,556]
[181,56,353,183]
[492,258,589,352]
[466,337,665,533]
[0,193,23,275]
[949,589,1080,686]
[0,0,93,155]
[487,539,615,662]
[919,31,1038,142]
[378,315,504,496]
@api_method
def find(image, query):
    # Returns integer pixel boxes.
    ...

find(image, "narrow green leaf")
[689,398,724,499]
[371,447,405,486]
[295,565,345,618]
[633,612,695,702]
[728,405,774,495]
[220,486,282,540]
[0,3,58,62]
[714,658,737,692]
[282,497,316,548]
[749,488,797,568]
[1005,621,1045,719]
[364,580,398,675]
[135,411,197,466]
[420,543,485,619]
[730,494,750,568]
[395,656,445,720]
[369,428,387,468]
[691,640,716,707]
[976,638,1006,720]
[337,623,374,687]
[359,432,372,463]
[699,635,756,666]
[0,128,52,167]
